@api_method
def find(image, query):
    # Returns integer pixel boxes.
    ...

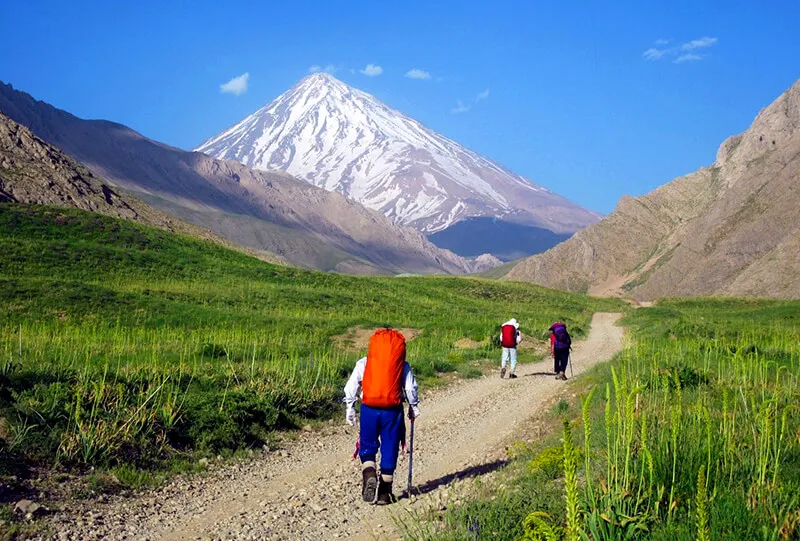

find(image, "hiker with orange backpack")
[549,322,572,380]
[499,318,522,379]
[344,328,420,505]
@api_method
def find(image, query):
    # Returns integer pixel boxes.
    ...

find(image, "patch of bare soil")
[332,326,422,351]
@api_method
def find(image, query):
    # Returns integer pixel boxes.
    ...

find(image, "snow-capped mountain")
[196,73,599,234]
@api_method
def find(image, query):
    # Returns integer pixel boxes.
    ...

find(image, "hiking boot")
[500,367,506,379]
[376,476,395,505]
[555,371,563,380]
[558,372,568,381]
[508,372,518,379]
[362,466,378,503]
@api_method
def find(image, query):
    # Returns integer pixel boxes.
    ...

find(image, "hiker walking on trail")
[549,322,572,380]
[500,318,522,379]
[344,328,420,505]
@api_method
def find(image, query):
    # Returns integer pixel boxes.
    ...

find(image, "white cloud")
[451,100,471,114]
[674,53,702,64]
[682,37,717,50]
[450,89,489,114]
[406,68,431,80]
[643,47,668,61]
[360,64,383,76]
[220,72,249,96]
[308,64,337,74]
[643,36,718,64]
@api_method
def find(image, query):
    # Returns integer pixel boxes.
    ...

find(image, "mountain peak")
[303,71,337,82]
[299,71,346,89]
[715,76,800,170]
[196,75,599,235]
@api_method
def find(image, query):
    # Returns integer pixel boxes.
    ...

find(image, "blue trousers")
[359,404,405,475]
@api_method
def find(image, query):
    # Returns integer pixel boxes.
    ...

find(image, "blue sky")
[1,1,799,214]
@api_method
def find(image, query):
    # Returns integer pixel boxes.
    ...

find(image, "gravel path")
[42,313,623,540]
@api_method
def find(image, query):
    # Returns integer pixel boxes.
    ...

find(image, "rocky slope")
[0,81,482,275]
[0,111,233,246]
[506,78,800,300]
[196,73,600,239]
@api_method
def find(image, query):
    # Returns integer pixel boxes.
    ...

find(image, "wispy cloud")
[220,72,249,96]
[451,100,471,114]
[451,89,490,114]
[643,47,668,61]
[682,37,717,50]
[360,64,383,77]
[643,36,718,64]
[674,53,702,64]
[308,64,337,74]
[406,68,431,80]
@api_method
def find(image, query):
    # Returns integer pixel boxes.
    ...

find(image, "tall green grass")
[0,204,620,474]
[411,298,800,540]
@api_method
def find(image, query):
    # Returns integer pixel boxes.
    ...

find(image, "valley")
[1,8,799,538]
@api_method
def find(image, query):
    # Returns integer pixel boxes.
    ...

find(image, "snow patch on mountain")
[196,73,600,233]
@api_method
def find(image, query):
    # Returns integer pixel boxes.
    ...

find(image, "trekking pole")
[569,352,574,378]
[407,417,415,500]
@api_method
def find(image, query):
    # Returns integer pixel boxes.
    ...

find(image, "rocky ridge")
[505,78,800,300]
[0,111,236,247]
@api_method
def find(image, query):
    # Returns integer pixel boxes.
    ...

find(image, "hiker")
[549,322,572,380]
[499,318,522,379]
[344,328,420,505]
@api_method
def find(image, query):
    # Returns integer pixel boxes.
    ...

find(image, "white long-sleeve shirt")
[343,357,419,407]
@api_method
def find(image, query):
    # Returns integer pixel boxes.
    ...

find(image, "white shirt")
[343,357,419,407]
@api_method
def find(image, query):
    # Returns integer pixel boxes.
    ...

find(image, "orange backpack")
[362,329,406,408]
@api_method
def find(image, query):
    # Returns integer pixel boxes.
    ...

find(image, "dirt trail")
[44,313,624,541]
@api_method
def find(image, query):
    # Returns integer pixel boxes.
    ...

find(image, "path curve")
[45,313,624,540]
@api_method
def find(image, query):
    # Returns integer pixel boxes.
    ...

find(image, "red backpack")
[362,329,406,408]
[501,324,517,348]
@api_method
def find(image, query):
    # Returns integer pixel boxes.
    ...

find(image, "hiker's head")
[505,318,519,328]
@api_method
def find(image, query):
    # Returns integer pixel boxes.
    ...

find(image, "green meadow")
[409,298,800,540]
[0,204,621,480]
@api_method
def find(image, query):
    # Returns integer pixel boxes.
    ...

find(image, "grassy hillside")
[411,298,800,540]
[0,203,622,479]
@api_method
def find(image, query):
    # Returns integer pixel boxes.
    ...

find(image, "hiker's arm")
[343,357,366,406]
[403,362,419,406]
[516,330,522,345]
[403,362,421,419]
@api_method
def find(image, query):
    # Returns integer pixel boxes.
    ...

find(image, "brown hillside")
[0,82,475,275]
[506,78,800,300]
[0,111,287,263]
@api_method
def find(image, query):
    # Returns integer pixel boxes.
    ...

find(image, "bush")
[527,446,565,479]
[200,342,227,358]
[178,390,279,452]
[665,364,709,389]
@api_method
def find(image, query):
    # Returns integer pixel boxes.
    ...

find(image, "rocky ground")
[32,313,623,540]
